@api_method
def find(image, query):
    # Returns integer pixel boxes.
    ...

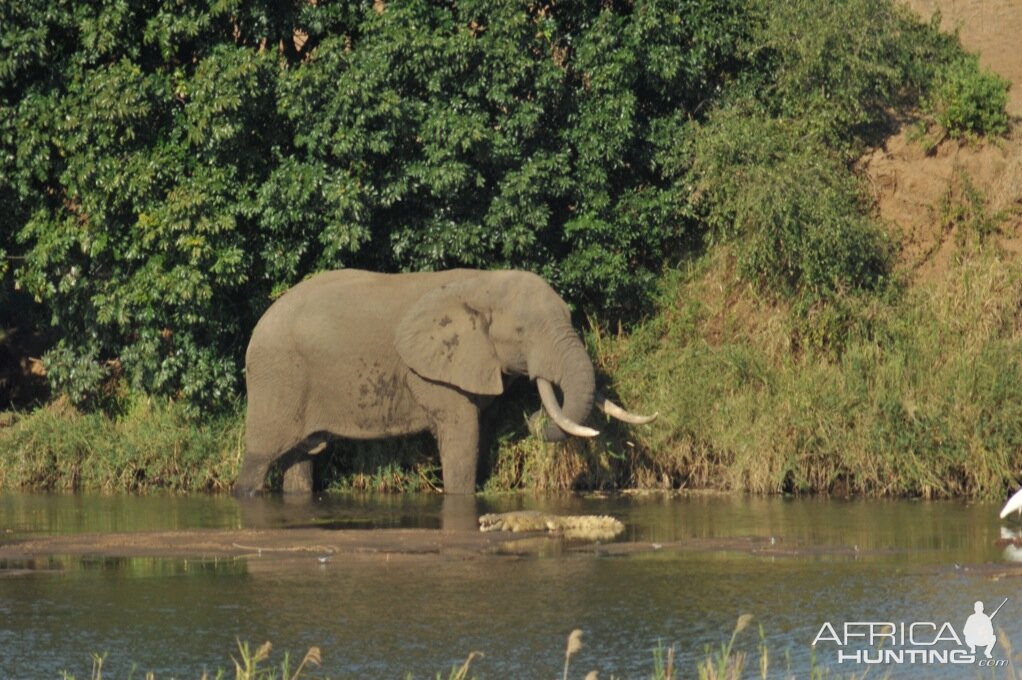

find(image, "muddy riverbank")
[0,521,1017,571]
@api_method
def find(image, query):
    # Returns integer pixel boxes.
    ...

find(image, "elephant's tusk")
[536,378,600,438]
[595,394,659,425]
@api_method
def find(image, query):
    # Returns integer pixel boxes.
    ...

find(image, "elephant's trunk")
[535,336,596,442]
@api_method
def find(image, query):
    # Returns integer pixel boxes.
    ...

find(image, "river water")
[0,492,1019,678]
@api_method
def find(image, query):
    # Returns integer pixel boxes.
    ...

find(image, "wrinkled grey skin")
[236,269,596,495]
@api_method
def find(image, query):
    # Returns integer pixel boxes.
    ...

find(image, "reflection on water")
[0,555,246,578]
[0,492,242,536]
[1000,526,1022,562]
[5,490,1006,564]
[0,492,1018,678]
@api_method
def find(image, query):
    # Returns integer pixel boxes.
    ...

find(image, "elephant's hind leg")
[237,410,305,496]
[281,434,335,493]
[235,449,314,495]
[235,455,274,497]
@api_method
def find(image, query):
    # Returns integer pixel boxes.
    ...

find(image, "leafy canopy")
[2,0,746,409]
[0,0,1006,409]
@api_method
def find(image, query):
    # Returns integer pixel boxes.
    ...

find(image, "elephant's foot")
[231,481,265,498]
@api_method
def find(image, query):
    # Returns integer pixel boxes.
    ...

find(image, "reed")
[58,627,892,680]
[230,639,322,680]
[563,629,586,680]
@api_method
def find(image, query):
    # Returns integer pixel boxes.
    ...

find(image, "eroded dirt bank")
[862,1,1022,282]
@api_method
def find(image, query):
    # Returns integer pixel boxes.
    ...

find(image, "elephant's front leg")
[407,374,481,494]
[282,458,313,493]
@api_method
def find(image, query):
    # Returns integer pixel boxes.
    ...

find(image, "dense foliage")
[683,0,1000,313]
[1,0,749,409]
[0,0,1008,411]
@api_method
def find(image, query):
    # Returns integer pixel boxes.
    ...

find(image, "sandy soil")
[862,1,1022,281]
[903,0,1022,117]
[0,527,502,565]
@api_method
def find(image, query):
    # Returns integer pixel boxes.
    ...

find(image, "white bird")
[999,488,1022,519]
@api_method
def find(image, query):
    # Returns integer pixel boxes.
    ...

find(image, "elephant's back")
[275,268,477,318]
[247,268,481,354]
[290,268,475,302]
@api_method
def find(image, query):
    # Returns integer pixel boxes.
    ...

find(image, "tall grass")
[595,245,1022,499]
[0,397,242,492]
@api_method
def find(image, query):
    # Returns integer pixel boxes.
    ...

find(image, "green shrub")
[40,343,113,411]
[686,105,893,307]
[925,56,1010,138]
[744,0,929,152]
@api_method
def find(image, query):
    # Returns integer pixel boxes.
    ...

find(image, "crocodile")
[478,510,624,541]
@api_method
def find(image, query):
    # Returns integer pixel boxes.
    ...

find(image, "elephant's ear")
[395,282,504,396]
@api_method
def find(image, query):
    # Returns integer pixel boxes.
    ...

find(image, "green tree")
[1,0,1005,410]
[2,0,297,409]
[3,0,750,410]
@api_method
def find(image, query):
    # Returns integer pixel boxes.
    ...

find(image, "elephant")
[235,268,656,495]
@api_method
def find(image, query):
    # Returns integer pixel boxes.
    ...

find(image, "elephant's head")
[394,270,654,440]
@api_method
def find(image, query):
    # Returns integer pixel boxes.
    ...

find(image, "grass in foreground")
[56,618,862,680]
[61,615,1022,679]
